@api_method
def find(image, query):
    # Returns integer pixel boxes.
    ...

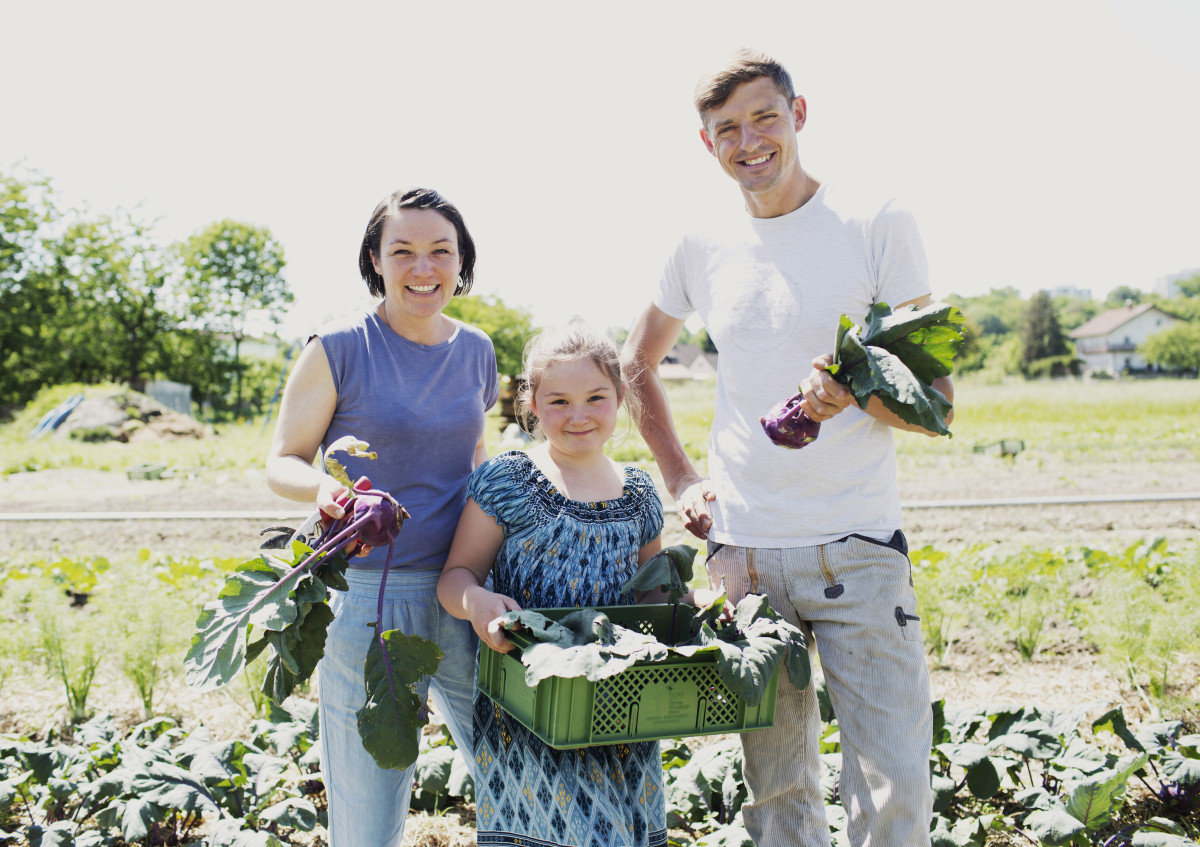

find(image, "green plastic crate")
[477,603,779,749]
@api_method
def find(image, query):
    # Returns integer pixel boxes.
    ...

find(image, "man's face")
[700,76,806,198]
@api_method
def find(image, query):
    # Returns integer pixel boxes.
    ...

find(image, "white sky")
[4,0,1199,340]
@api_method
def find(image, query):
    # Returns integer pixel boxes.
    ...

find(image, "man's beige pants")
[706,534,934,847]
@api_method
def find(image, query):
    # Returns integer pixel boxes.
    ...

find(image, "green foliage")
[96,564,196,719]
[1020,291,1071,373]
[356,629,444,771]
[30,584,105,722]
[499,593,809,707]
[827,301,963,435]
[1082,542,1200,718]
[177,220,291,417]
[0,708,320,845]
[1106,285,1145,306]
[1141,322,1200,373]
[946,287,1025,337]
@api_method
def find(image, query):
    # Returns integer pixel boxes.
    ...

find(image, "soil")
[1,453,1198,845]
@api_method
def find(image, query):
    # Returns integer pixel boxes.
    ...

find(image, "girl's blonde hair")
[515,323,640,439]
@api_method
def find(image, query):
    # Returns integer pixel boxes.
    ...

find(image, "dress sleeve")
[466,452,532,536]
[628,468,665,547]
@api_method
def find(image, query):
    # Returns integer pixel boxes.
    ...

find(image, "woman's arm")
[437,499,521,652]
[265,339,358,516]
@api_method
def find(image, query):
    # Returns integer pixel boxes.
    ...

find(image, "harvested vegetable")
[492,544,810,706]
[761,301,965,449]
[185,438,439,771]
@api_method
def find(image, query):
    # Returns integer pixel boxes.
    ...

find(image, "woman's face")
[370,208,462,321]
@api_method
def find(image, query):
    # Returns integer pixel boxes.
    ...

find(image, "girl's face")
[530,358,620,458]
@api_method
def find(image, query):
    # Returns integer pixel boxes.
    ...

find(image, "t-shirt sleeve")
[466,452,530,535]
[483,341,500,412]
[652,239,696,321]
[871,199,931,307]
[629,468,665,547]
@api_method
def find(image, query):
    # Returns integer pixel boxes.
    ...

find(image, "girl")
[438,323,668,847]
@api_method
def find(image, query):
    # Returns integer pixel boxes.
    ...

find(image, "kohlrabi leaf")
[355,628,443,771]
[261,602,334,705]
[496,610,575,648]
[620,544,698,603]
[185,554,312,693]
[836,343,954,436]
[513,610,667,686]
[322,436,377,489]
[768,301,962,450]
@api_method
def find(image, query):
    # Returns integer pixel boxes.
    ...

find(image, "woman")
[266,187,498,846]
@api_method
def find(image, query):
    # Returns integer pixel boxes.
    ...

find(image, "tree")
[1141,322,1200,374]
[945,287,1024,337]
[443,294,536,380]
[0,167,71,408]
[695,327,718,354]
[1019,290,1071,375]
[57,212,176,392]
[1177,274,1200,299]
[1105,285,1143,306]
[178,221,291,415]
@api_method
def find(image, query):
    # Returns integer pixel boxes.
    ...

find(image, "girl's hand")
[467,590,523,653]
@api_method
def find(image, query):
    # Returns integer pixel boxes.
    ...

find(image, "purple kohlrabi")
[349,491,409,548]
[760,391,820,449]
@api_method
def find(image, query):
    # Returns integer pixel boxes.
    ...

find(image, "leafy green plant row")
[3,693,1196,846]
[0,553,242,721]
[912,538,1200,718]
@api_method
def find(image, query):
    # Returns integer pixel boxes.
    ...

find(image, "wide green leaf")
[1024,805,1086,846]
[261,602,334,705]
[129,760,220,816]
[519,616,665,685]
[620,544,697,603]
[184,554,314,693]
[356,628,443,771]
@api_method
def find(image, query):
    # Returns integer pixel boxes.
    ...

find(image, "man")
[622,49,953,847]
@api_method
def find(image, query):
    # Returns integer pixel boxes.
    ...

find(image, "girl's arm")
[437,499,522,652]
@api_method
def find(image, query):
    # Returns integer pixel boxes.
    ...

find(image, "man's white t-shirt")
[654,183,931,548]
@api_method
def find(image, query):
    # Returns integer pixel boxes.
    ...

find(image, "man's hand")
[673,474,717,540]
[799,354,854,422]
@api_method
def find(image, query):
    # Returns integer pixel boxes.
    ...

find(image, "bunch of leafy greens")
[184,437,440,771]
[495,545,810,707]
[762,301,965,449]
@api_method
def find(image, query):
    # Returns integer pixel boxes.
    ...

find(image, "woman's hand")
[317,475,374,557]
[466,588,523,653]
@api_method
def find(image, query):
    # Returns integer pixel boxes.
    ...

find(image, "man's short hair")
[693,48,796,125]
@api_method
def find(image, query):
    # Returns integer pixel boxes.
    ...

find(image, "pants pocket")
[893,603,923,642]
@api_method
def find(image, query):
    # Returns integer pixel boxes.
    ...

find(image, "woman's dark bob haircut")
[357,187,477,298]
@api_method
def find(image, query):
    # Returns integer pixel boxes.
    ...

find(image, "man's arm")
[799,294,955,434]
[622,304,717,539]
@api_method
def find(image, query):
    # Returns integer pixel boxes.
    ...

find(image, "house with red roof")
[1069,302,1177,375]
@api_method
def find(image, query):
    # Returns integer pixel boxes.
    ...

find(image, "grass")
[5,376,1198,477]
[893,376,1200,461]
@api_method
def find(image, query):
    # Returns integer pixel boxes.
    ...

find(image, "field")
[1,377,1198,845]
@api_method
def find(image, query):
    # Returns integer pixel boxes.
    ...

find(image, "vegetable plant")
[493,544,811,707]
[762,301,964,449]
[185,437,441,771]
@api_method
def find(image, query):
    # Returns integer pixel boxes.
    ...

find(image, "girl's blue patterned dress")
[468,450,668,847]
